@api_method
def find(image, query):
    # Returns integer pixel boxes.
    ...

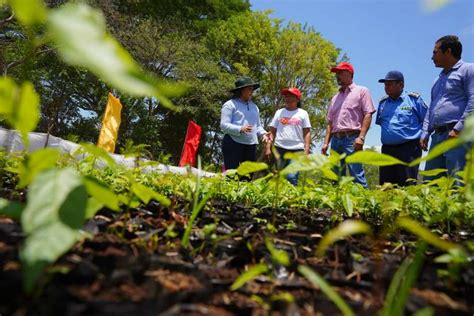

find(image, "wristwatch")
[358,135,365,141]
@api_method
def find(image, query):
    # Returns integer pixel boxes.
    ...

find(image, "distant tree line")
[0,0,340,166]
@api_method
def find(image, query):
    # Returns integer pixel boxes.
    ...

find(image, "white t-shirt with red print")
[269,108,311,150]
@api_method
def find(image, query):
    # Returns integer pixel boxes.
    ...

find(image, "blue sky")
[250,0,474,147]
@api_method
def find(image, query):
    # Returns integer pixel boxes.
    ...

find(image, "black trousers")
[380,139,421,186]
[222,134,257,170]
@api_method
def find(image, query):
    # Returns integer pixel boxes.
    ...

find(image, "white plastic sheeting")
[0,127,216,177]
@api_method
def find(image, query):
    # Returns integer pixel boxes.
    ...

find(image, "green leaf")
[9,0,47,26]
[0,198,23,221]
[85,197,104,219]
[21,168,86,234]
[342,193,354,217]
[0,77,16,115]
[419,168,447,177]
[83,176,119,211]
[461,114,474,142]
[265,238,290,266]
[0,78,40,144]
[181,191,212,248]
[396,217,464,253]
[48,3,186,109]
[20,221,81,293]
[75,143,118,168]
[17,148,60,188]
[236,161,268,176]
[131,182,171,206]
[20,168,88,293]
[316,220,372,257]
[409,138,463,166]
[298,265,355,316]
[230,263,268,291]
[380,242,426,316]
[16,82,40,142]
[345,151,406,166]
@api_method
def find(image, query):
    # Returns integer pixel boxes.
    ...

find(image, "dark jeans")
[380,139,421,186]
[275,146,303,186]
[222,134,257,170]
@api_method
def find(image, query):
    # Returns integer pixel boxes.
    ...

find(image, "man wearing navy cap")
[421,35,473,181]
[376,71,428,186]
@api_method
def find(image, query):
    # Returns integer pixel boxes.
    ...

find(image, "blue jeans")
[424,130,468,181]
[275,146,302,186]
[330,134,368,188]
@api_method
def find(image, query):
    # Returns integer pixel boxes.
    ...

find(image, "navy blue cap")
[378,70,404,83]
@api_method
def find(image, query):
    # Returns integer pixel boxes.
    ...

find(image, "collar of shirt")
[339,83,356,93]
[440,59,464,75]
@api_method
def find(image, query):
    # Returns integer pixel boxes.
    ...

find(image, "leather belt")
[332,130,360,138]
[433,123,456,133]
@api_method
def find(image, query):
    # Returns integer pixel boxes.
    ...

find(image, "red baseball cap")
[330,62,354,74]
[281,87,302,100]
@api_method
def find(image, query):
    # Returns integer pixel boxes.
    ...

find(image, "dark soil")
[0,198,473,315]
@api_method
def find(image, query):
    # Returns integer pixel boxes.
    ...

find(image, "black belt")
[433,123,456,133]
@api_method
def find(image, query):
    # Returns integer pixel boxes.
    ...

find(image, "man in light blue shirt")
[421,35,474,180]
[376,71,427,186]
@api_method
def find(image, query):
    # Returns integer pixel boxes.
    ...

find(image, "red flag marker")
[179,120,202,167]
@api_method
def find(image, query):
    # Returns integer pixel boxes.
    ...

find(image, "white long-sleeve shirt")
[220,98,266,145]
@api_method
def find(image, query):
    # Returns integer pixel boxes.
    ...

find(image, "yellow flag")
[97,93,122,152]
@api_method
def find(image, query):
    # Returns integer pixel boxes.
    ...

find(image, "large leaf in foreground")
[345,151,406,166]
[298,265,355,316]
[380,243,426,316]
[20,168,88,293]
[8,0,47,26]
[410,138,463,167]
[0,78,40,145]
[48,3,187,109]
[236,161,268,176]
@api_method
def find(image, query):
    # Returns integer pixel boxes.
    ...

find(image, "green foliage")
[230,263,269,291]
[8,0,46,26]
[20,168,87,293]
[16,148,60,188]
[0,78,40,145]
[380,242,426,316]
[345,151,406,166]
[316,220,372,257]
[298,265,355,316]
[396,217,465,254]
[265,238,290,266]
[236,161,268,176]
[48,3,186,109]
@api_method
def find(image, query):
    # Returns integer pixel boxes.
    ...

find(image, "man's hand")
[420,138,428,151]
[353,137,364,151]
[448,129,460,138]
[321,143,329,155]
[240,125,253,134]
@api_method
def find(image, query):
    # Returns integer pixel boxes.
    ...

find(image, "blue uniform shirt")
[422,60,474,139]
[220,98,266,145]
[376,91,428,145]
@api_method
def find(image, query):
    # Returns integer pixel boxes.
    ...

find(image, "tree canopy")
[1,0,340,166]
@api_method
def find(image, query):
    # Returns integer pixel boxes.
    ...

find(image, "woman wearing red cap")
[265,87,311,185]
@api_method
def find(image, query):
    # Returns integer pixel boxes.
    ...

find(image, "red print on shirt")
[279,117,301,126]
